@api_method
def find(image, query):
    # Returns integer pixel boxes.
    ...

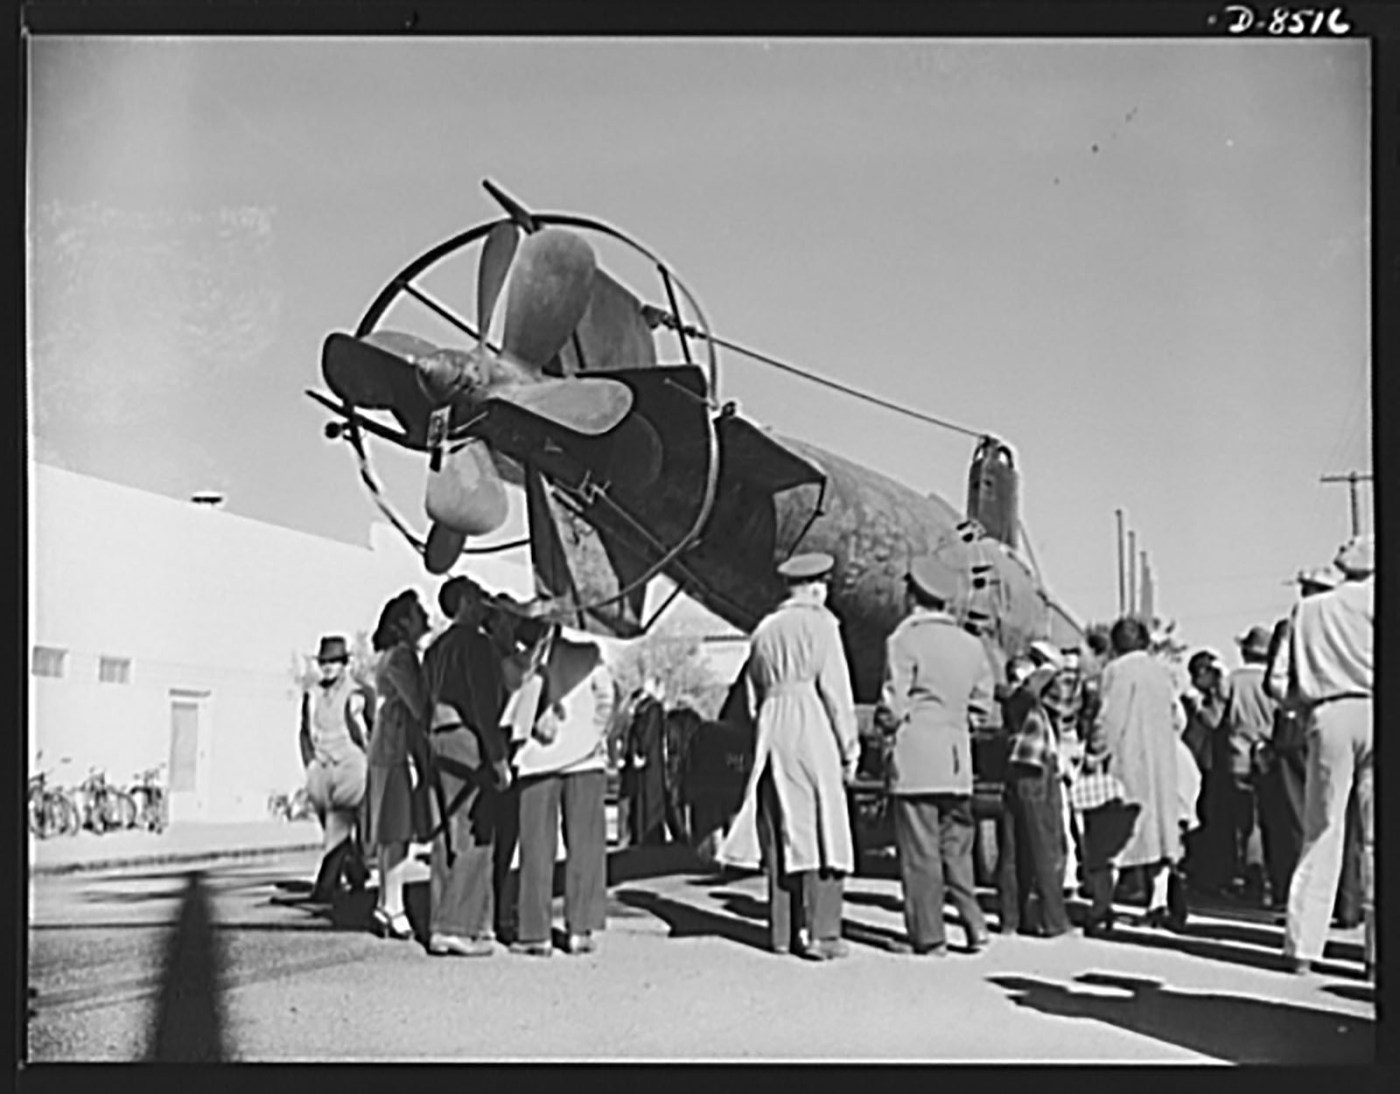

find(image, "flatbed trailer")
[681,703,1010,884]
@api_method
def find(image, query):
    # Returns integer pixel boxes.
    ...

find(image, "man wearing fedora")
[1268,534,1374,977]
[297,635,371,905]
[420,576,514,957]
[875,555,995,956]
[717,552,861,962]
[1217,624,1279,905]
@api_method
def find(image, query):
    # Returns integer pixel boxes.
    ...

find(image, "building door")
[168,691,209,820]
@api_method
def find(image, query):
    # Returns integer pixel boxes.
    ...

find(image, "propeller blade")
[501,228,597,372]
[362,329,443,361]
[425,438,509,536]
[423,523,468,575]
[489,377,633,436]
[322,333,427,411]
[477,222,520,347]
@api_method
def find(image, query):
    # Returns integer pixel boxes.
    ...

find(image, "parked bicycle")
[78,768,137,834]
[28,759,80,840]
[129,765,168,833]
[267,786,315,822]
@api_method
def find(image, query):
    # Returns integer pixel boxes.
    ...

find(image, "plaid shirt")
[1007,703,1057,771]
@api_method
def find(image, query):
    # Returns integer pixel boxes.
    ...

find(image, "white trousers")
[1060,777,1080,889]
[1284,697,1373,964]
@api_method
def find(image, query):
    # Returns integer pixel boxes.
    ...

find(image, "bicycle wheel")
[98,790,122,833]
[115,791,138,830]
[43,795,67,839]
[64,796,82,835]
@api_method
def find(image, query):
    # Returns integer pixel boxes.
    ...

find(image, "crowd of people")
[288,532,1373,977]
[711,535,1372,973]
[291,575,616,957]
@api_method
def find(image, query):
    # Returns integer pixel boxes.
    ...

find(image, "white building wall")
[29,462,533,822]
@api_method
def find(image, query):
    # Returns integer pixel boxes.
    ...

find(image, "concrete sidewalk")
[29,804,628,876]
[28,820,325,876]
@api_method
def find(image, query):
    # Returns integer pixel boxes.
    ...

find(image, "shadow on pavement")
[612,887,771,954]
[144,871,228,1062]
[605,844,710,886]
[710,888,915,954]
[1324,982,1375,1005]
[988,971,1373,1064]
[1067,917,1367,979]
[842,890,904,915]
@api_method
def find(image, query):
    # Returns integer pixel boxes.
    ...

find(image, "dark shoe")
[343,855,369,893]
[271,891,331,908]
[509,940,554,958]
[801,938,850,962]
[566,932,597,956]
[1040,926,1075,941]
[1286,956,1314,976]
[1083,913,1115,939]
[965,931,991,954]
[427,933,494,957]
[888,940,947,957]
[1142,906,1179,930]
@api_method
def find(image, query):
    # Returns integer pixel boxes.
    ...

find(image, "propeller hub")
[416,348,486,406]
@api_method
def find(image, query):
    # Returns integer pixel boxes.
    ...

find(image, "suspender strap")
[424,750,483,867]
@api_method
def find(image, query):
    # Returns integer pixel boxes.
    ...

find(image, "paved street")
[26,847,1373,1063]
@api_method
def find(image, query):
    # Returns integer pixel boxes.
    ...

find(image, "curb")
[30,841,324,877]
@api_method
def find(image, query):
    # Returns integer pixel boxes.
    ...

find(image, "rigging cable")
[642,307,988,442]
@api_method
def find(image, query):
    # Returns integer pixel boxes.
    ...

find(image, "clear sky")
[27,37,1371,663]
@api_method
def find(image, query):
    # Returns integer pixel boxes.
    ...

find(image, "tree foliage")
[611,626,728,721]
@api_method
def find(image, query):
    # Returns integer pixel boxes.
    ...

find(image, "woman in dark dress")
[367,590,430,940]
[623,683,668,846]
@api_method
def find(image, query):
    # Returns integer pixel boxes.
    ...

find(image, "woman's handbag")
[1069,757,1127,813]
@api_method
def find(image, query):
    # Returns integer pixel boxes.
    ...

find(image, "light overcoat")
[1087,649,1182,869]
[876,610,995,796]
[718,598,859,875]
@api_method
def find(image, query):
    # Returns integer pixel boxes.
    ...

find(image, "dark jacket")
[422,623,508,766]
[624,696,667,841]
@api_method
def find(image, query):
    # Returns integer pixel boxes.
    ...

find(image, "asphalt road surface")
[25,847,1374,1064]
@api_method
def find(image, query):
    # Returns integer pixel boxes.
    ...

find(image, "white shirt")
[1268,577,1372,703]
[513,660,616,778]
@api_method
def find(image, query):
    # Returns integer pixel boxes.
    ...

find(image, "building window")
[32,646,67,678]
[99,656,132,684]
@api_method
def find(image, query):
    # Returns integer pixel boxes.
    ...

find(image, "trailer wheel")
[974,815,999,887]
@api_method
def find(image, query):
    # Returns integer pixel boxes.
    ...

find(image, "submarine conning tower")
[966,436,1019,551]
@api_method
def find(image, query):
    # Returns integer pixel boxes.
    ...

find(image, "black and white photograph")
[24,19,1379,1065]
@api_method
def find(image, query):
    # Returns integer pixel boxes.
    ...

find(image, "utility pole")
[1320,471,1372,537]
[1115,509,1126,616]
[1127,529,1137,617]
[1140,550,1154,625]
